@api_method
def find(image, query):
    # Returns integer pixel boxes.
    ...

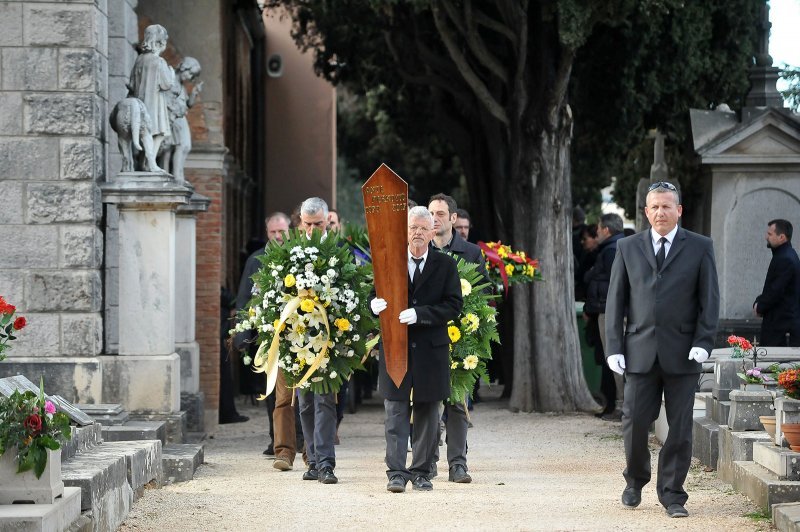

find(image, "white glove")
[370,298,387,315]
[399,308,417,325]
[607,354,626,375]
[688,346,709,363]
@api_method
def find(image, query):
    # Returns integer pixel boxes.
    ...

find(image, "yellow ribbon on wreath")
[252,289,331,399]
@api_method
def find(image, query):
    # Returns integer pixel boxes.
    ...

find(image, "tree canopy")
[270,0,763,411]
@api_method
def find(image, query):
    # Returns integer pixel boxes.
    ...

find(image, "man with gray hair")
[295,197,340,484]
[370,206,463,493]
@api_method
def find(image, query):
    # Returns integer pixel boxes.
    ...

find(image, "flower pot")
[0,447,64,504]
[760,415,777,444]
[781,423,800,451]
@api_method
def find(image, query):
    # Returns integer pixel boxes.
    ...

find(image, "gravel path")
[118,388,774,531]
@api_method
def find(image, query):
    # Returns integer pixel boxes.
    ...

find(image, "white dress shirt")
[650,225,678,259]
[408,249,429,279]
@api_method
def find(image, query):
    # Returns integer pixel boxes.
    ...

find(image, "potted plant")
[0,378,72,504]
[737,366,768,390]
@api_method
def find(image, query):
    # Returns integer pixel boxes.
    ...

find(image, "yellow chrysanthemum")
[248,307,256,317]
[505,264,514,276]
[463,355,479,370]
[448,325,461,343]
[460,278,472,296]
[284,274,296,287]
[300,299,315,313]
[451,361,458,369]
[461,313,480,333]
[273,319,286,332]
[335,318,351,332]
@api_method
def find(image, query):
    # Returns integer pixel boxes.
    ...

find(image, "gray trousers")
[297,390,336,470]
[432,403,469,470]
[384,399,439,481]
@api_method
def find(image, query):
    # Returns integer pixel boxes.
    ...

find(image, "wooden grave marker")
[362,164,408,387]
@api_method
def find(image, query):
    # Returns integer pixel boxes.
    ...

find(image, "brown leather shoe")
[273,456,293,471]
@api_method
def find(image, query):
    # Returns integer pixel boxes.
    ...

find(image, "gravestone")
[362,164,408,387]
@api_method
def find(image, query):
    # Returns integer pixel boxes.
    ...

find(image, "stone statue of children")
[160,57,203,183]
[127,24,173,169]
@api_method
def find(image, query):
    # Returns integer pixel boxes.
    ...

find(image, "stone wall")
[0,0,107,365]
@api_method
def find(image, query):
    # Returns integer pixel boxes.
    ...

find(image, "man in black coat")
[754,219,800,346]
[428,193,488,483]
[371,206,463,493]
[584,213,625,420]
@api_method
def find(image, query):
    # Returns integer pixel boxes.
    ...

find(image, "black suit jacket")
[378,250,463,402]
[755,242,800,330]
[605,228,720,375]
[433,230,489,283]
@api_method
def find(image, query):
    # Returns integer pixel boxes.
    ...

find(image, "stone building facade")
[0,0,336,433]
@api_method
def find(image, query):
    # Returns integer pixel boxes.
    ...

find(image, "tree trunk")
[508,106,599,413]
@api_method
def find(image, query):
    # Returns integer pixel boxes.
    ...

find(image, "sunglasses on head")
[648,181,677,191]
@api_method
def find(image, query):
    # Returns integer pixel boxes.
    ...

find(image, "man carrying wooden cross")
[371,206,463,493]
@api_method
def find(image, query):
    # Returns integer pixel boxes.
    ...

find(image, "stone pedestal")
[175,193,209,432]
[728,390,774,431]
[0,448,63,505]
[775,396,800,448]
[714,356,752,402]
[100,174,192,413]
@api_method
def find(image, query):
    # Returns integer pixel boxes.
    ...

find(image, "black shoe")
[666,503,688,518]
[262,444,275,456]
[302,466,318,481]
[318,466,338,484]
[448,464,472,483]
[602,410,623,421]
[621,487,641,508]
[219,414,249,424]
[386,475,407,493]
[412,475,433,491]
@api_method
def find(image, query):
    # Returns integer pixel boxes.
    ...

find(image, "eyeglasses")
[648,181,677,192]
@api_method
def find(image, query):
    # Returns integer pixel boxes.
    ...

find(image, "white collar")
[650,225,678,246]
[408,248,429,262]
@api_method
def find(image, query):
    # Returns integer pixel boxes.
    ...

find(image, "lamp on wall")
[267,53,283,78]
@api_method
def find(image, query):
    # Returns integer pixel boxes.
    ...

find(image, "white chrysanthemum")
[353,314,361,322]
[328,257,339,267]
[460,278,472,296]
[242,355,252,366]
[329,370,337,379]
[352,334,360,342]
[347,350,355,357]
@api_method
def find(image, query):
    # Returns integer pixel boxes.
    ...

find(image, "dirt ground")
[118,387,774,531]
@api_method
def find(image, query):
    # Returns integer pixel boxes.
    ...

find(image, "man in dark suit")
[753,219,800,346]
[370,206,463,493]
[428,193,488,483]
[605,182,719,519]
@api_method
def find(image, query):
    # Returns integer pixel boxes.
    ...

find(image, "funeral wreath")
[231,230,376,395]
[445,255,499,405]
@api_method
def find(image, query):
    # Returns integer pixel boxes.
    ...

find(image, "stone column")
[100,173,193,413]
[176,192,210,431]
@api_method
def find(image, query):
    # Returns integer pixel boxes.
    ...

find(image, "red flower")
[0,297,15,315]
[13,316,26,330]
[24,414,43,435]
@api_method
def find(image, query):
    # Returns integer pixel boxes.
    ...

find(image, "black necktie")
[656,237,667,270]
[411,257,423,285]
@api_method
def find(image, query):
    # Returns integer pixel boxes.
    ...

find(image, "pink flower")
[44,400,56,415]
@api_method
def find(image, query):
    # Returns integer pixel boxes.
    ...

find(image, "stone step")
[128,411,187,444]
[754,441,800,481]
[773,502,800,531]
[74,403,130,426]
[62,423,103,461]
[91,441,164,497]
[712,399,732,426]
[0,486,81,532]
[733,460,800,509]
[692,416,720,469]
[60,450,133,532]
[102,420,167,445]
[718,425,772,484]
[162,443,204,483]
